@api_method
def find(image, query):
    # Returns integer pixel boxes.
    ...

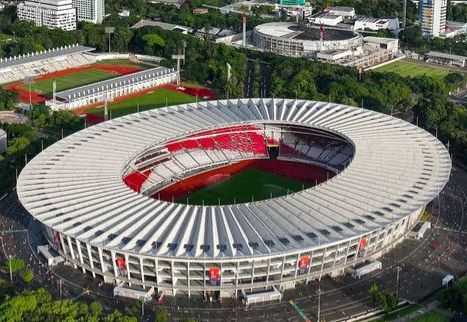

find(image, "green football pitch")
[25,69,117,96]
[87,88,197,118]
[374,60,450,79]
[176,168,310,205]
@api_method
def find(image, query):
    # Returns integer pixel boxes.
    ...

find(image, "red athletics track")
[154,159,335,201]
[4,64,142,104]
[76,81,217,125]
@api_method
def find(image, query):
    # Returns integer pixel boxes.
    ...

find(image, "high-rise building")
[72,0,105,24]
[419,0,447,37]
[17,0,77,30]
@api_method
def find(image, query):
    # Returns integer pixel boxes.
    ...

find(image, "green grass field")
[375,60,450,79]
[87,88,197,118]
[177,168,310,205]
[409,311,450,322]
[25,69,117,95]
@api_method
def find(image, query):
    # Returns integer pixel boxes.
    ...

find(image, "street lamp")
[105,27,115,53]
[396,266,402,301]
[8,254,12,282]
[140,296,145,317]
[317,285,322,322]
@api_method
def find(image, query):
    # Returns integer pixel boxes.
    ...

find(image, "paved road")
[0,166,466,321]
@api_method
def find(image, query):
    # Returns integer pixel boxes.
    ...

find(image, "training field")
[87,88,197,118]
[375,60,450,79]
[4,61,143,104]
[176,168,310,205]
[25,69,116,95]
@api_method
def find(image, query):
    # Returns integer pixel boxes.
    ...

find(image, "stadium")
[17,98,451,300]
[252,22,362,57]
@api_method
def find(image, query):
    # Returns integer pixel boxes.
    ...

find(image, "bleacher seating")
[166,125,268,155]
[280,132,352,169]
[0,48,96,84]
[123,127,353,195]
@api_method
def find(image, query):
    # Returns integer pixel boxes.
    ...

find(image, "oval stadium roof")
[17,98,451,259]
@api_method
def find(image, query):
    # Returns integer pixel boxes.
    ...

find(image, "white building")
[442,20,467,38]
[419,0,447,37]
[326,6,356,18]
[72,0,105,24]
[17,0,77,31]
[312,13,343,26]
[354,17,400,31]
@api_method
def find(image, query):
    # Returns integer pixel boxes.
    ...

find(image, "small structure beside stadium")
[46,66,177,110]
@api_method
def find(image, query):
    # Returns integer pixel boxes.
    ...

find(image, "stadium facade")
[17,99,451,298]
[252,22,362,58]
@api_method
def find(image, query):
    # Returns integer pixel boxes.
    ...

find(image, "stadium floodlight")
[24,76,35,110]
[105,27,115,53]
[171,53,185,86]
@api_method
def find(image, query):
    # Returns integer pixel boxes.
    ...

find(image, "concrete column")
[279,256,285,282]
[305,250,315,283]
[140,257,145,287]
[319,247,326,281]
[76,240,86,273]
[171,261,176,296]
[66,236,77,268]
[125,253,131,285]
[59,233,67,255]
[111,251,118,278]
[86,244,96,277]
[155,259,160,285]
[187,262,190,298]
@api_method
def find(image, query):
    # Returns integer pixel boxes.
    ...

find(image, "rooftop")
[0,44,94,70]
[17,98,451,259]
[427,51,467,61]
[55,66,174,101]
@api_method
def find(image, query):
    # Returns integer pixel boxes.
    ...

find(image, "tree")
[182,317,199,322]
[21,269,33,284]
[0,89,19,111]
[444,73,465,91]
[4,258,25,273]
[290,70,318,99]
[155,307,168,322]
[0,292,38,322]
[6,137,31,156]
[369,283,380,306]
[142,33,165,55]
[89,301,102,317]
[103,310,138,322]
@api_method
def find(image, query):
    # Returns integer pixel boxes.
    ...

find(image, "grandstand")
[124,125,352,196]
[17,98,451,299]
[0,44,95,84]
[47,66,177,110]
